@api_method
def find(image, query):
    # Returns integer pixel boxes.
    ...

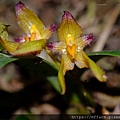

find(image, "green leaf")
[88,50,120,57]
[0,43,4,51]
[15,115,30,120]
[47,76,61,93]
[0,53,18,68]
[15,114,34,120]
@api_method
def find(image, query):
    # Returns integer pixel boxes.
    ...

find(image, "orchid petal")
[58,56,66,94]
[63,54,74,75]
[58,54,74,94]
[0,38,20,53]
[75,51,88,68]
[82,51,107,82]
[58,11,82,42]
[0,23,9,40]
[47,41,66,54]
[0,23,20,52]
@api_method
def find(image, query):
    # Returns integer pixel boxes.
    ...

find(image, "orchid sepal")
[82,51,106,82]
[58,56,66,94]
[15,1,56,40]
[0,38,46,56]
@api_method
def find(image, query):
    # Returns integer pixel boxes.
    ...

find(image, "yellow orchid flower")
[0,2,57,56]
[47,11,107,94]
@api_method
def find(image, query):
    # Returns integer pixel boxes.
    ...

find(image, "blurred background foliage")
[0,0,120,119]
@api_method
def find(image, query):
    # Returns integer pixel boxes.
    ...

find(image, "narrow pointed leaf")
[88,50,120,57]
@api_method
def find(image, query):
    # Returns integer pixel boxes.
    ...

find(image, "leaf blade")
[88,50,120,57]
[0,53,18,68]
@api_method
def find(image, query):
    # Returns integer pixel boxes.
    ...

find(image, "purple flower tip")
[15,1,25,12]
[62,11,73,20]
[86,33,94,42]
[50,24,58,32]
[82,33,94,45]
[47,43,54,50]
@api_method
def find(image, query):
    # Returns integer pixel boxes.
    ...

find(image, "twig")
[92,4,120,52]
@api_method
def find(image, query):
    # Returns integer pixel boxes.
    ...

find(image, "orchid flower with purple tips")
[47,11,106,94]
[0,2,56,56]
